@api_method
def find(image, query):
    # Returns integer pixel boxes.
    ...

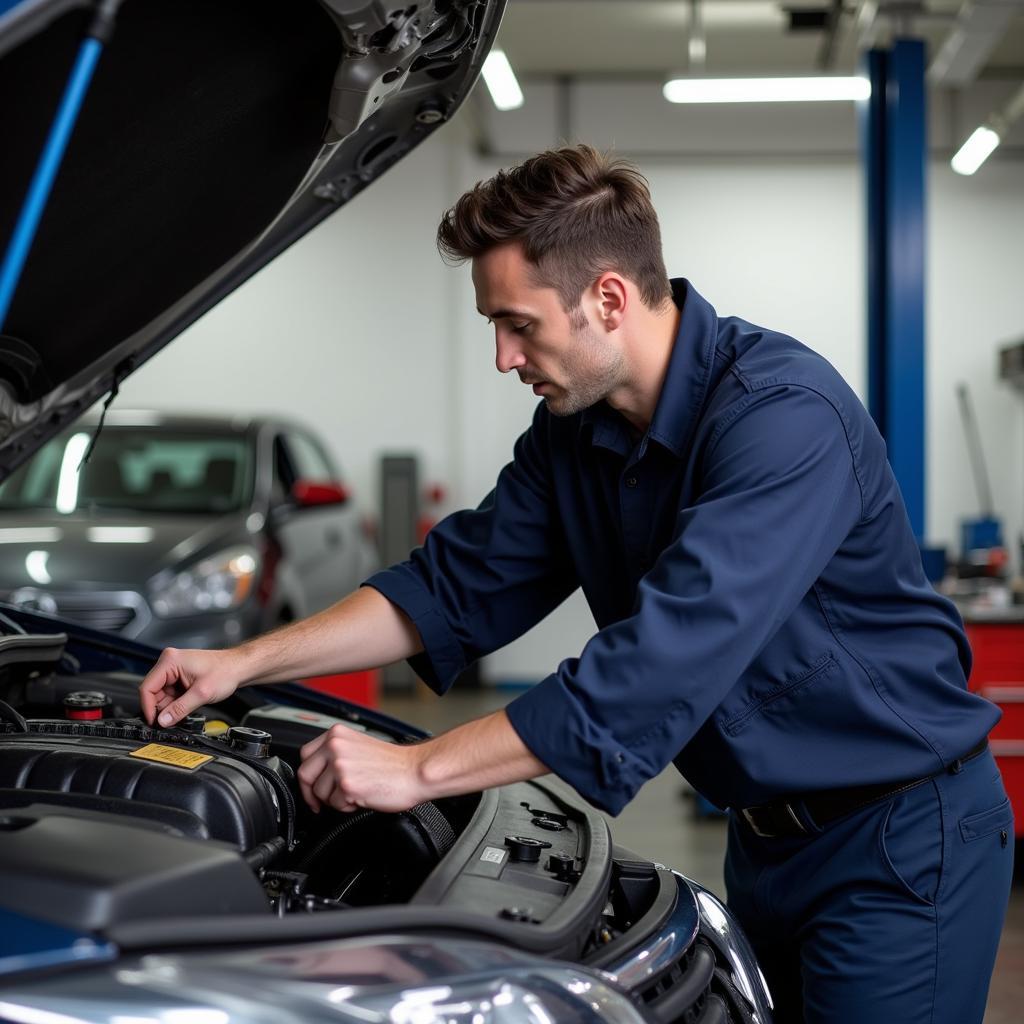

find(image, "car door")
[275,429,362,614]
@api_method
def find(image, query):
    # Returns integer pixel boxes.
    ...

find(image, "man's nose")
[495,332,526,374]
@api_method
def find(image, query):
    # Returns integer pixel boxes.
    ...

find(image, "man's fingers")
[139,670,172,725]
[329,792,357,813]
[156,686,208,728]
[313,768,338,806]
[139,650,185,725]
[299,774,320,813]
[300,731,329,761]
[297,748,326,788]
[297,749,329,812]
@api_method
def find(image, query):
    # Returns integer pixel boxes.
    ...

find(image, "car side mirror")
[291,479,350,509]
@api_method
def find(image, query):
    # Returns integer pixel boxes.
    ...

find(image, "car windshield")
[0,426,253,515]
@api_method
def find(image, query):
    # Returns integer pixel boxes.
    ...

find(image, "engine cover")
[0,805,270,931]
[0,719,291,849]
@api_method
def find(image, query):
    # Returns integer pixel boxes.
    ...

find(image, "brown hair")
[437,144,672,312]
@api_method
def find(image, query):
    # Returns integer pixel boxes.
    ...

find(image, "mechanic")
[140,144,1013,1024]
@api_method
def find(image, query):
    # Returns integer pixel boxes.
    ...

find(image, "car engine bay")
[0,624,480,932]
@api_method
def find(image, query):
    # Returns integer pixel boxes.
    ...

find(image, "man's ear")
[593,272,628,331]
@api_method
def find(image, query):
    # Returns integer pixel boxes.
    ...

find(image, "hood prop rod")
[0,0,124,332]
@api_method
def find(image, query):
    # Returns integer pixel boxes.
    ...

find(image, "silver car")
[0,411,377,650]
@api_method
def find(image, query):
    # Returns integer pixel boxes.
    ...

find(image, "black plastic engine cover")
[0,728,282,849]
[0,805,268,931]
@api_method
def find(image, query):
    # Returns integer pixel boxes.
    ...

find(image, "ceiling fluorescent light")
[950,126,1001,176]
[481,50,523,111]
[663,77,871,104]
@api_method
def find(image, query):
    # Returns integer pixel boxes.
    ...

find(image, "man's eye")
[512,323,530,333]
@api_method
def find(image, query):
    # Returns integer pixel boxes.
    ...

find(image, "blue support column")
[860,40,928,540]
[862,50,888,438]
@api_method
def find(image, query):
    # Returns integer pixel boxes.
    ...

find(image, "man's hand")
[296,709,549,815]
[137,589,424,728]
[139,647,246,727]
[297,725,427,813]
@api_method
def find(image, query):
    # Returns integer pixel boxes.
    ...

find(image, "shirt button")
[616,752,625,763]
[625,476,638,489]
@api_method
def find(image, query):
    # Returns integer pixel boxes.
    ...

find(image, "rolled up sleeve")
[364,405,579,694]
[505,385,864,814]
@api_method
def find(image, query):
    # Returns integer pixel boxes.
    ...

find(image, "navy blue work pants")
[724,748,1014,1023]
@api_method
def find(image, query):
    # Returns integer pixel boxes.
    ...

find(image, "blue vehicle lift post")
[860,39,928,541]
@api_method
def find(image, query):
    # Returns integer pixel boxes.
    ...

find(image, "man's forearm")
[234,586,423,685]
[296,707,550,814]
[415,709,550,799]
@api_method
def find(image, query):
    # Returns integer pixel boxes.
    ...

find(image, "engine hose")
[294,809,376,872]
[244,836,288,872]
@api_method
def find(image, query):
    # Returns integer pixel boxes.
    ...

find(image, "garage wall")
[928,161,1024,573]
[117,129,466,521]
[117,90,1024,686]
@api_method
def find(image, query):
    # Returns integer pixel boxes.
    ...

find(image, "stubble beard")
[543,310,627,417]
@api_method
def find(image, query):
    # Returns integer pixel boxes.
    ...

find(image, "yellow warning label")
[129,743,214,770]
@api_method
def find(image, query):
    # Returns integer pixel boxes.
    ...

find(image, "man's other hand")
[139,647,245,728]
[297,725,426,814]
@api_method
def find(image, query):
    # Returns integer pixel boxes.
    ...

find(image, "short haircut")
[437,144,672,312]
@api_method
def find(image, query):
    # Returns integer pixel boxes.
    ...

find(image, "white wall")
[117,130,465,520]
[117,86,1024,685]
[929,161,1024,559]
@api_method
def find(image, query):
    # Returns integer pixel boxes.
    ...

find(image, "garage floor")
[379,687,1024,1024]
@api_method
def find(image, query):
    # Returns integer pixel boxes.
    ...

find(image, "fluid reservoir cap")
[180,713,207,735]
[546,853,581,882]
[504,835,552,862]
[226,726,272,757]
[63,691,111,721]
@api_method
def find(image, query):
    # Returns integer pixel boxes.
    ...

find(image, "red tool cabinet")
[964,620,1024,838]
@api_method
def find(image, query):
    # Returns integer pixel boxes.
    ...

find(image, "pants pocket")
[959,797,1013,844]
[877,784,943,907]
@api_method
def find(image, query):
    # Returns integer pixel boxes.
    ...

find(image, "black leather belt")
[738,740,988,839]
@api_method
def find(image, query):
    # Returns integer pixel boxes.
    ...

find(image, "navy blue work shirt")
[366,280,998,815]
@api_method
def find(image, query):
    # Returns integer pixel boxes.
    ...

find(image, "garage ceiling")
[494,1,1024,78]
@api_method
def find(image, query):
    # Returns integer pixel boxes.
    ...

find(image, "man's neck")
[605,297,682,434]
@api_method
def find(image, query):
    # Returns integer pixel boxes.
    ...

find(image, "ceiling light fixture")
[949,82,1024,177]
[950,126,1001,176]
[663,76,871,104]
[481,49,524,111]
[687,0,706,70]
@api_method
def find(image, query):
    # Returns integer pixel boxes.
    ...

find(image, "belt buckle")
[741,801,807,838]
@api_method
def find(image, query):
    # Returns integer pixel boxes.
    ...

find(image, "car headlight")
[150,546,260,618]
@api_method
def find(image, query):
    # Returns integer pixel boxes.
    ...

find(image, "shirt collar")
[581,278,718,460]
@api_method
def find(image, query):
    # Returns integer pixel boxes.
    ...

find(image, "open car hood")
[0,0,505,476]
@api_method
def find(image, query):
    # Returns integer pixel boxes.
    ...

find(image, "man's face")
[471,242,626,417]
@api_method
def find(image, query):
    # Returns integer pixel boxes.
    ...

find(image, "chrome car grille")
[637,940,760,1024]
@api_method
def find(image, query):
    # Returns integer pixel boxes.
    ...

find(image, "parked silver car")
[0,411,377,649]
